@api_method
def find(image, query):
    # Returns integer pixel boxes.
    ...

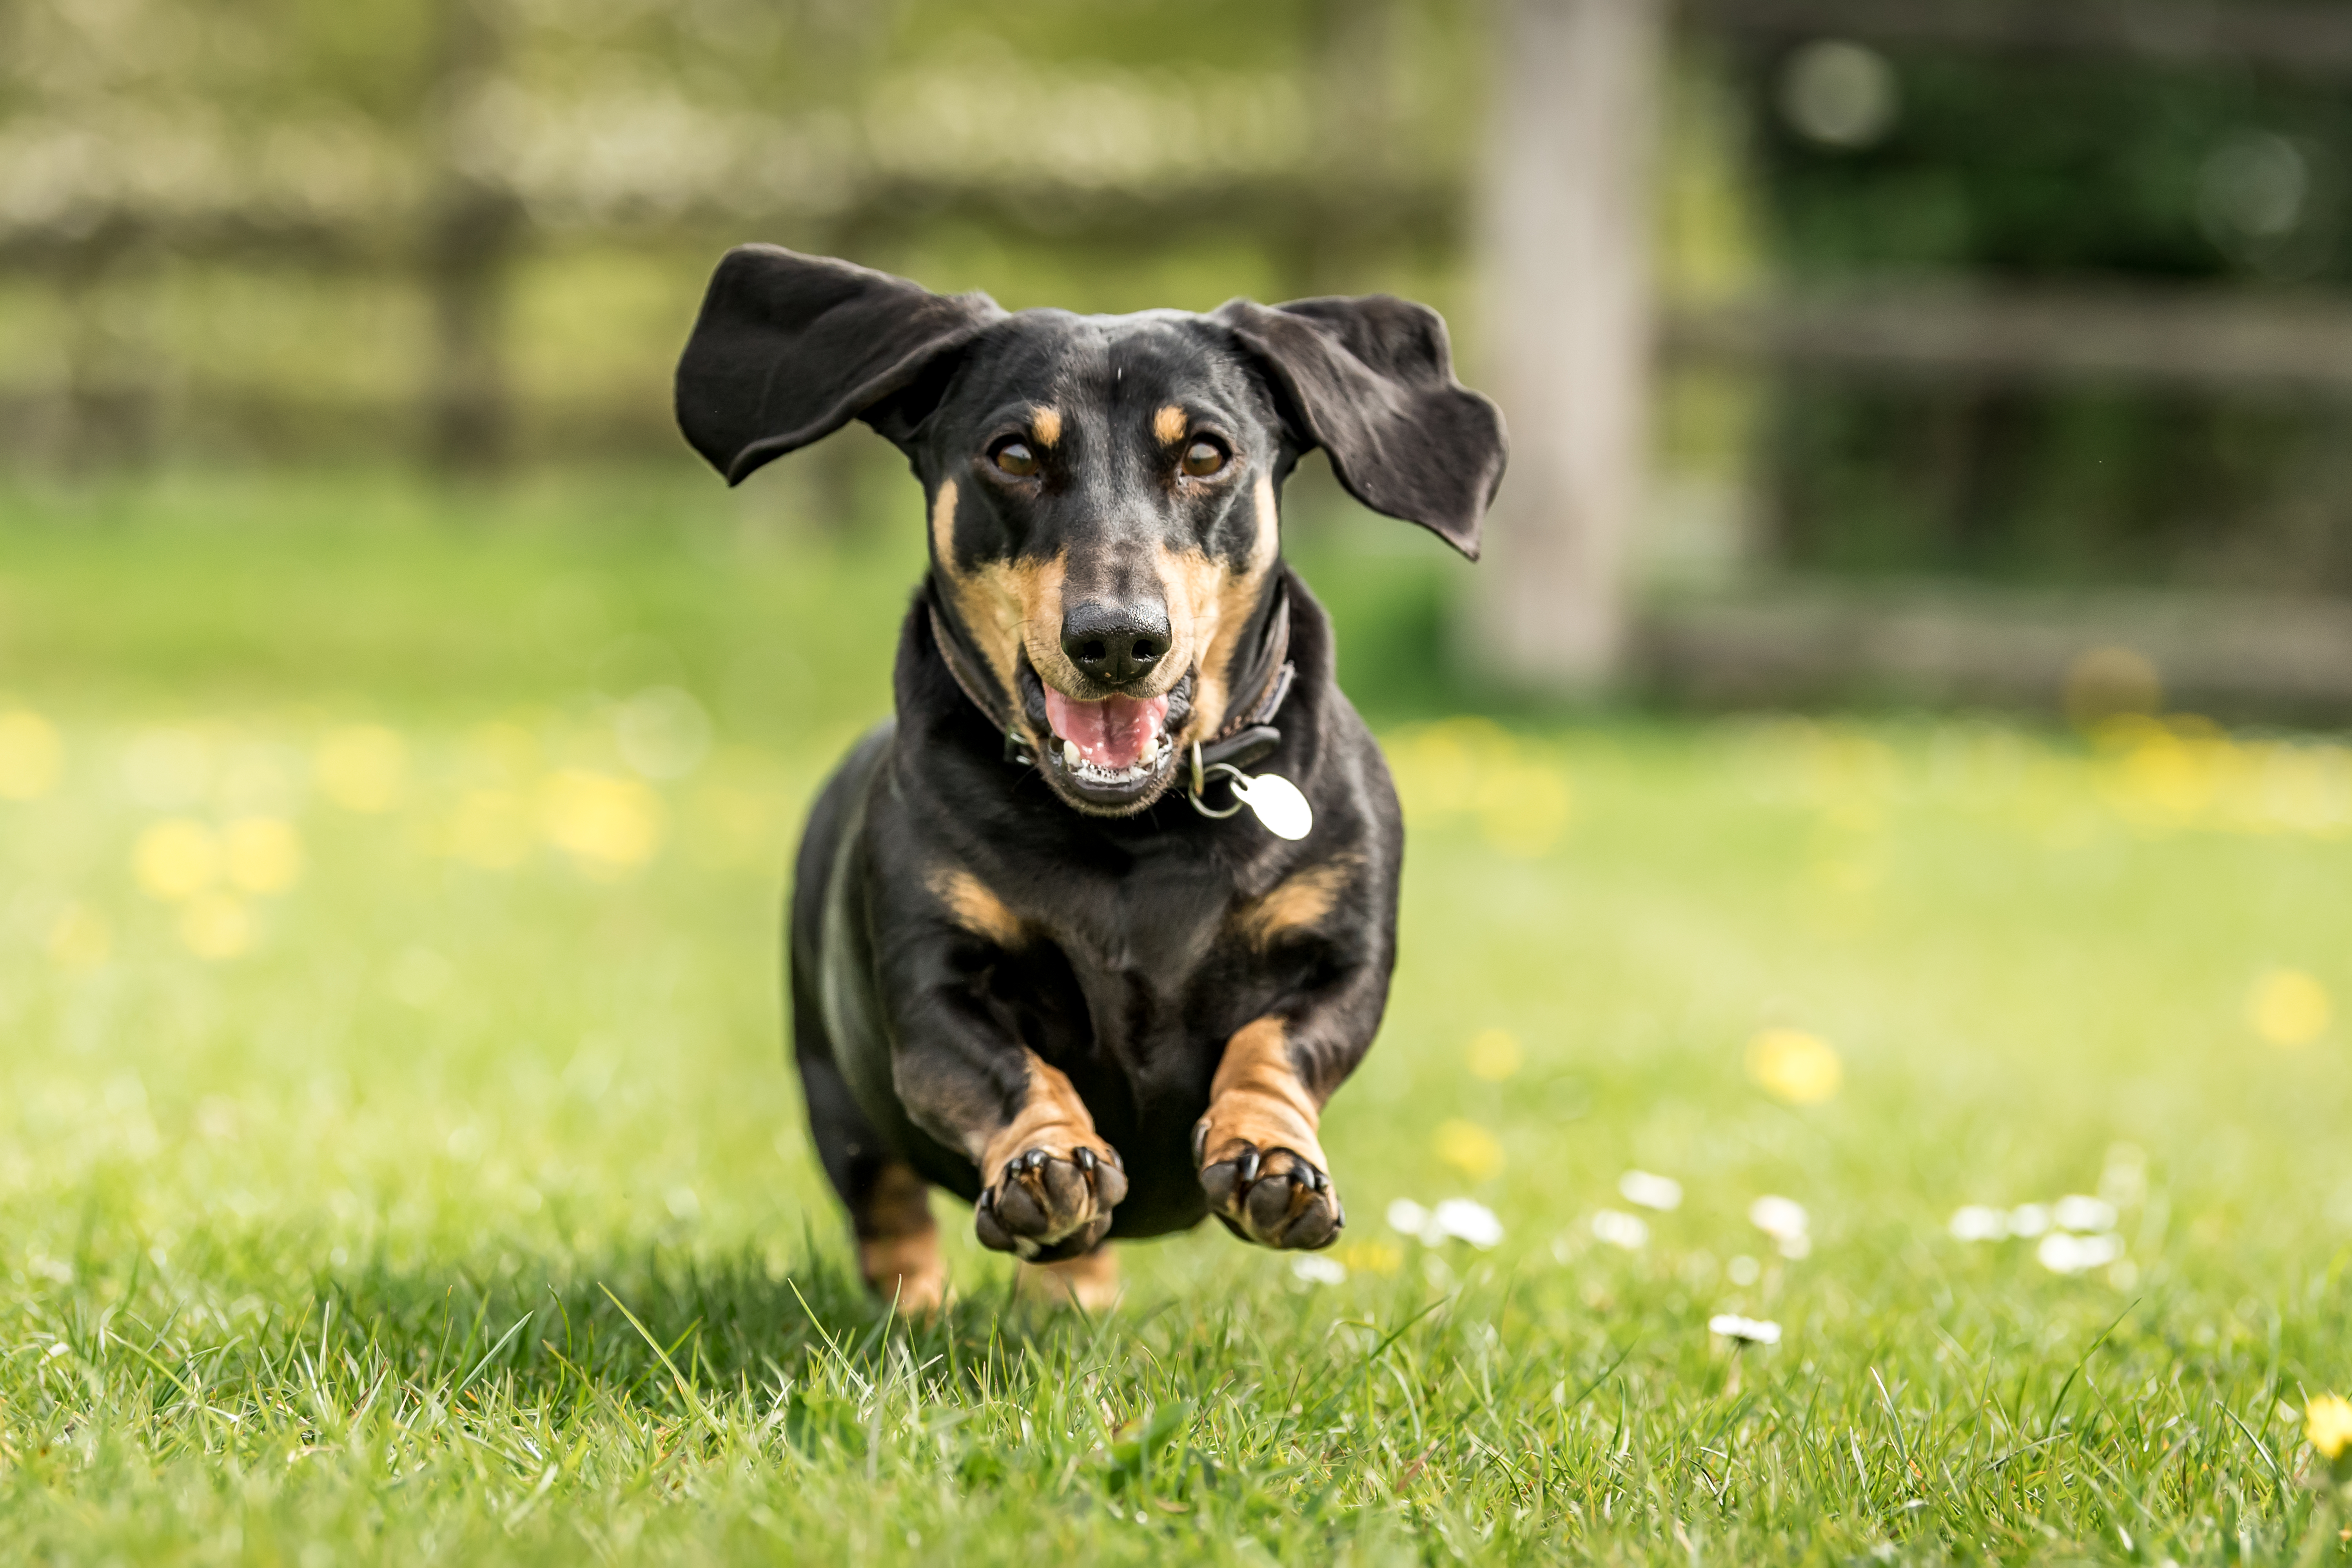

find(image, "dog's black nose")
[1060,600,1170,687]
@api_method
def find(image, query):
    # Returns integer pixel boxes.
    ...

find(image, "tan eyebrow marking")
[1153,405,1187,445]
[1031,407,1062,448]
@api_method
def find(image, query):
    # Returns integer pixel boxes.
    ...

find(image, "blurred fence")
[7,0,2352,716]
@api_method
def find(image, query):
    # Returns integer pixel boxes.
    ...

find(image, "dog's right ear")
[675,246,1007,485]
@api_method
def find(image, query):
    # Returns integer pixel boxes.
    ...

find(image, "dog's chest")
[1000,854,1253,1060]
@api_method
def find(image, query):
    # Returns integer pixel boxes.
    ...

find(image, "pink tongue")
[1043,689,1169,772]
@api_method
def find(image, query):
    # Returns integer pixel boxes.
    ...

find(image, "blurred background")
[5,18,2352,1529]
[10,0,2352,717]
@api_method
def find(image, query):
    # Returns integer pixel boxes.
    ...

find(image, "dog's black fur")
[676,247,1504,1293]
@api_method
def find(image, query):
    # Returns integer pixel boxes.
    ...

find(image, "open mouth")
[1020,660,1191,811]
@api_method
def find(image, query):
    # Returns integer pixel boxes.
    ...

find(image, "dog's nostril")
[1061,599,1172,685]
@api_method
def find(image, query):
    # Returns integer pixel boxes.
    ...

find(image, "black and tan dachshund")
[676,248,1506,1309]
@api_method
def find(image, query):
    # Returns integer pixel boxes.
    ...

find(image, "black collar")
[926,577,1295,775]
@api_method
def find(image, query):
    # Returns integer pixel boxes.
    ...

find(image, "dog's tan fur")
[976,1050,1111,1174]
[853,1161,947,1314]
[935,472,1279,758]
[929,867,1023,947]
[1195,1016,1327,1174]
[1017,1247,1122,1312]
[1233,855,1357,949]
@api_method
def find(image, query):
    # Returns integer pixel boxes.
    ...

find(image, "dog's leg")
[1194,1015,1358,1250]
[880,870,1129,1263]
[852,1160,947,1314]
[795,1043,950,1310]
[1016,1243,1121,1312]
[962,1050,1128,1263]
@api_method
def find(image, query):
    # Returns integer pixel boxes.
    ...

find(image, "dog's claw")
[1196,1139,1343,1251]
[973,1142,1129,1264]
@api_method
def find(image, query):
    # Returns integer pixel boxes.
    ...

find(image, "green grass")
[4,468,2352,1564]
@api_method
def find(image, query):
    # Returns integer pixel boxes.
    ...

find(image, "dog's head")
[677,246,1506,816]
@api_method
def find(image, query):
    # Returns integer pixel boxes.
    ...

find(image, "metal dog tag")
[1228,771,1313,840]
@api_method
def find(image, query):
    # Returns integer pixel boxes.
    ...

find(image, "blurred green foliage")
[9,1,2352,593]
[1752,42,2352,590]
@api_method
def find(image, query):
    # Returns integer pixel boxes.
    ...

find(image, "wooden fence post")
[1470,0,1664,690]
[423,0,518,477]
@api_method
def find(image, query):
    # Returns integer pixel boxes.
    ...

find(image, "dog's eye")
[1180,440,1228,478]
[992,441,1040,477]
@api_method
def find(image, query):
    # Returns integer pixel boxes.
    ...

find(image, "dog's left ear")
[1214,294,1507,560]
[676,245,1008,485]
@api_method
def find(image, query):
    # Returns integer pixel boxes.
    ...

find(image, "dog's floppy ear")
[676,245,1007,484]
[1213,295,1506,559]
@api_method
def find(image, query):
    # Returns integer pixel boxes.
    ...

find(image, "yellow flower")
[314,726,406,813]
[1465,1027,1523,1082]
[1434,1118,1504,1181]
[133,819,220,901]
[540,769,664,874]
[1334,1240,1402,1276]
[1746,1027,1843,1105]
[2249,969,2330,1047]
[0,710,63,800]
[2308,1394,2352,1461]
[223,817,302,895]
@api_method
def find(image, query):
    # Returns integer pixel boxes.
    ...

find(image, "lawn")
[3,468,2350,1564]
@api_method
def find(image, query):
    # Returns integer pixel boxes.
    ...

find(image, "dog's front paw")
[972,1144,1127,1262]
[1195,1130,1344,1250]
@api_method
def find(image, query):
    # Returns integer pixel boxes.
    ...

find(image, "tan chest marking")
[1233,856,1357,948]
[929,867,1023,947]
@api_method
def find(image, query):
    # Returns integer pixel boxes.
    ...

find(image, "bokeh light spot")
[1746,1027,1842,1104]
[134,819,221,901]
[1779,40,1899,150]
[2249,968,2330,1047]
[0,710,64,800]
[540,768,665,874]
[1465,1027,1523,1081]
[1433,1118,1504,1181]
[224,817,303,894]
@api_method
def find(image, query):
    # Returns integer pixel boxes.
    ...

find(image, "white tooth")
[1063,740,1082,769]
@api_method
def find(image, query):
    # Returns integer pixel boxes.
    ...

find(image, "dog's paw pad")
[1198,1141,1343,1250]
[972,1144,1127,1262]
